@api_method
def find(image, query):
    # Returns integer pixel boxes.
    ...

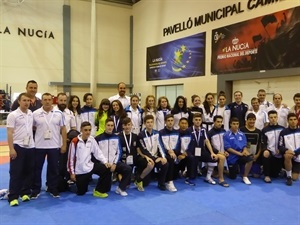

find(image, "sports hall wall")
[132,0,300,106]
[1,0,299,106]
[0,0,131,105]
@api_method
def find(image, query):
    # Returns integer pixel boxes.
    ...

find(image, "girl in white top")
[68,95,82,132]
[171,96,190,130]
[216,91,230,130]
[125,95,143,135]
[201,93,217,132]
[156,96,171,131]
[142,95,157,130]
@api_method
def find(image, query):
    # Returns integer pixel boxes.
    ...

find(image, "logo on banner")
[172,45,192,72]
[222,37,250,53]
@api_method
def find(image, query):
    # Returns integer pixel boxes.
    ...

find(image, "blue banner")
[146,33,206,81]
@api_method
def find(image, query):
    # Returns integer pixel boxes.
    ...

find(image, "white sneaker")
[243,177,251,185]
[115,186,128,197]
[165,181,177,192]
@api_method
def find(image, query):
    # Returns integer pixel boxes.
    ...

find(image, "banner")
[211,6,300,74]
[146,33,205,81]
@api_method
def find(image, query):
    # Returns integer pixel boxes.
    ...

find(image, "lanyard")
[43,111,54,129]
[193,126,201,146]
[145,130,153,151]
[123,132,132,153]
[113,116,120,131]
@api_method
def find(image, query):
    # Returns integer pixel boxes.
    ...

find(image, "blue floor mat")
[0,162,299,225]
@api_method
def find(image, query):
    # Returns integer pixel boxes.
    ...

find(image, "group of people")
[6,80,300,207]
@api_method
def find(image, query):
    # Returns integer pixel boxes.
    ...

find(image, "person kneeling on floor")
[223,117,253,185]
[67,122,111,198]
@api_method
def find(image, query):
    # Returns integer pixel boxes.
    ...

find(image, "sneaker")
[21,195,30,202]
[30,193,40,200]
[115,186,128,197]
[9,199,19,207]
[0,189,8,200]
[157,184,166,191]
[242,177,251,185]
[134,180,144,192]
[93,189,108,198]
[205,177,216,185]
[185,179,196,186]
[165,181,177,192]
[50,192,60,198]
[67,179,74,185]
[286,176,293,186]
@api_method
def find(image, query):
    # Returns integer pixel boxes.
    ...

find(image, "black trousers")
[59,152,69,181]
[165,155,175,182]
[154,160,169,186]
[32,148,60,194]
[76,163,111,195]
[8,145,35,202]
[135,156,151,186]
[112,162,132,191]
[263,151,283,177]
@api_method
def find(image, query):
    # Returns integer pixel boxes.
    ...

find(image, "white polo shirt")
[246,110,269,130]
[108,94,130,108]
[33,107,65,149]
[6,108,35,148]
[53,106,76,133]
[267,105,289,128]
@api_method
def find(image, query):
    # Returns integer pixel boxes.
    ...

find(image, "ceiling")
[80,0,141,6]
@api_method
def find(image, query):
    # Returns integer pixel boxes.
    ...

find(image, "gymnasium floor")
[0,127,299,225]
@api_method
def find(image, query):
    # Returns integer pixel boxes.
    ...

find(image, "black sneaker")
[50,192,60,198]
[185,179,196,186]
[286,176,293,186]
[157,184,166,191]
[30,193,40,200]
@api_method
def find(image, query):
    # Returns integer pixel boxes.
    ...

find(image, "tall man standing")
[31,93,67,198]
[227,91,248,128]
[11,80,42,112]
[54,93,76,187]
[267,93,289,128]
[109,82,131,108]
[7,93,35,206]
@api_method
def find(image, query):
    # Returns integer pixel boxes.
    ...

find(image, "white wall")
[0,0,132,107]
[233,76,300,107]
[70,0,131,106]
[0,0,64,96]
[132,0,300,105]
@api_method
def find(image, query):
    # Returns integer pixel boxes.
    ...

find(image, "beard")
[58,104,67,112]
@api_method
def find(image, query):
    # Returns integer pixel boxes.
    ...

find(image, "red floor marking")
[0,141,8,146]
[0,156,9,164]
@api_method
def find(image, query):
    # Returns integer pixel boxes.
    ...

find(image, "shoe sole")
[204,179,216,185]
[115,189,128,197]
[30,194,40,200]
